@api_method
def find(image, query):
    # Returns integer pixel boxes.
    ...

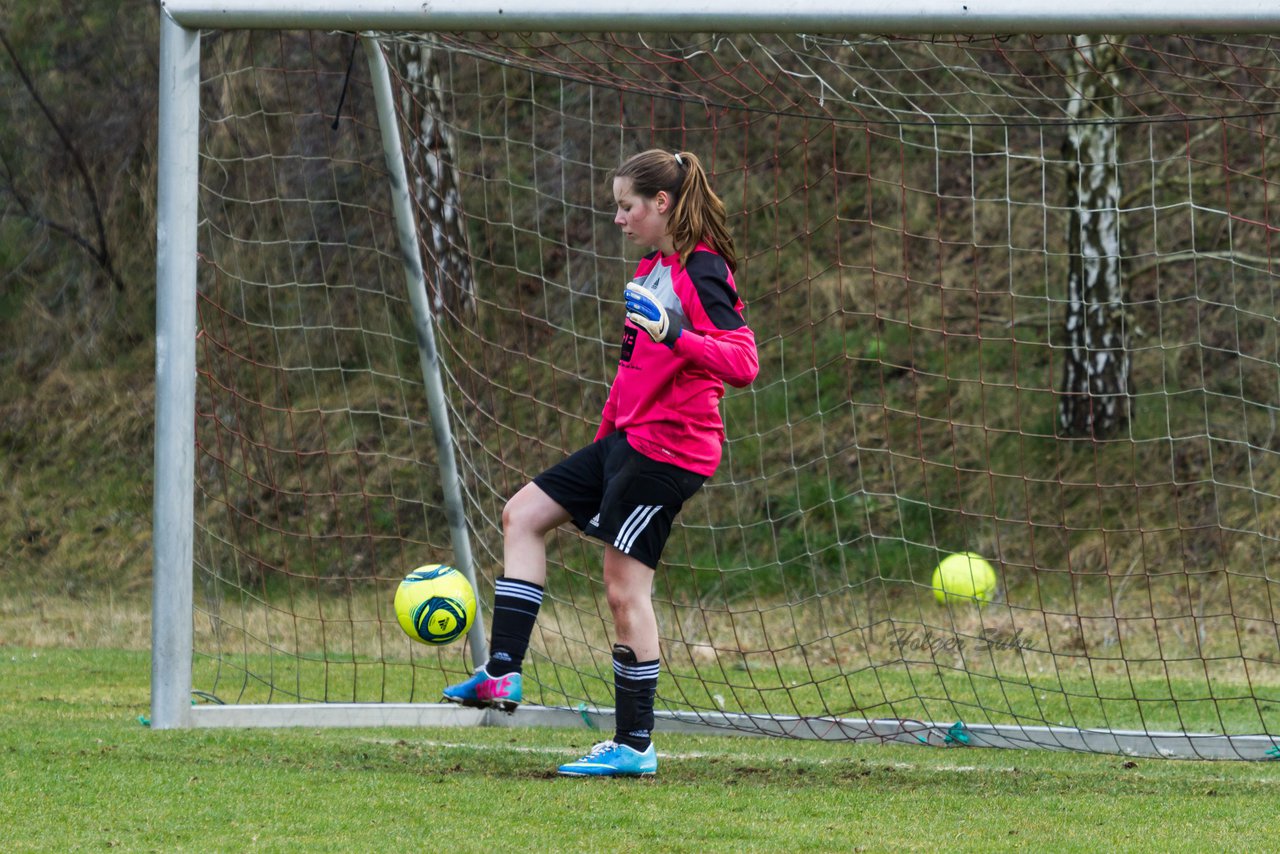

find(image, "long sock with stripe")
[485,576,544,677]
[612,643,659,752]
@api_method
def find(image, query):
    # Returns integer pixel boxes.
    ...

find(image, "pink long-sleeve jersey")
[596,243,759,476]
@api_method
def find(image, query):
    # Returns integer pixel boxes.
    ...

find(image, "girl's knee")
[501,495,523,533]
[604,584,632,617]
[503,484,565,537]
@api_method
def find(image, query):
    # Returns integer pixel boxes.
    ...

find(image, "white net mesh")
[189,30,1280,755]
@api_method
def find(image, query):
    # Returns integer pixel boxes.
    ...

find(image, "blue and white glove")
[624,282,682,346]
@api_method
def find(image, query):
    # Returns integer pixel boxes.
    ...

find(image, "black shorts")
[533,431,707,569]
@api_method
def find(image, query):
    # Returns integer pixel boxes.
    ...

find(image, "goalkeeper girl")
[444,149,759,776]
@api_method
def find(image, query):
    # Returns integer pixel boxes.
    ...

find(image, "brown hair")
[613,149,738,273]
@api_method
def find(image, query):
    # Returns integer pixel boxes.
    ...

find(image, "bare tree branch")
[0,27,125,292]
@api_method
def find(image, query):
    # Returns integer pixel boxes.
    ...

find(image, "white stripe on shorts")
[614,504,662,555]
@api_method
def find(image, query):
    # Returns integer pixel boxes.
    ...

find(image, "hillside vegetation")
[4,10,1280,649]
[1,3,158,603]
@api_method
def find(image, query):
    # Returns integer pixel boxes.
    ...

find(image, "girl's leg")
[484,482,571,676]
[444,482,570,706]
[602,545,659,659]
[602,545,660,752]
[501,481,571,586]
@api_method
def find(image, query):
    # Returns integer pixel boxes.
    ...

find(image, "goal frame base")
[183,703,1280,759]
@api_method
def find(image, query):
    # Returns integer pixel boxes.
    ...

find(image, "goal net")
[157,16,1280,758]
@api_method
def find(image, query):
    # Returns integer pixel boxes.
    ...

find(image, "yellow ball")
[394,564,477,645]
[931,552,997,605]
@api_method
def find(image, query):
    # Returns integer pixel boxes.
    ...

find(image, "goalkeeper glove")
[624,282,682,346]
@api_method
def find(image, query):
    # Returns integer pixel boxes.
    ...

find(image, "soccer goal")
[154,1,1280,759]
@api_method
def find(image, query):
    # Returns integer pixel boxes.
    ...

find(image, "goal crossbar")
[161,0,1280,35]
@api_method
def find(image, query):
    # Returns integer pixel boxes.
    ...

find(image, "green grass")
[5,646,1280,852]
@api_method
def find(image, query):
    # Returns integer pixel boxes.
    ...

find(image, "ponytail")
[614,149,738,272]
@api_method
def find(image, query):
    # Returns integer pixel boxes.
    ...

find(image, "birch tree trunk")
[1059,36,1131,438]
[395,38,476,316]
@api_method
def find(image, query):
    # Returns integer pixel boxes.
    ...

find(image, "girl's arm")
[674,325,759,388]
[679,251,760,388]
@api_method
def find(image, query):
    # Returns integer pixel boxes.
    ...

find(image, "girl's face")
[613,177,673,254]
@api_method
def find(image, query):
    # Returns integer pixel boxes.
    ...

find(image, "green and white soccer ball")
[394,564,477,645]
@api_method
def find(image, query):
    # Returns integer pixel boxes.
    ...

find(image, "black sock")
[485,576,544,677]
[612,644,659,752]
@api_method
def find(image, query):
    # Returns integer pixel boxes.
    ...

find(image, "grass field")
[5,645,1280,852]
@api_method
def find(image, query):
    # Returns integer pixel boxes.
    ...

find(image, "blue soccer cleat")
[442,666,522,713]
[557,740,658,777]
